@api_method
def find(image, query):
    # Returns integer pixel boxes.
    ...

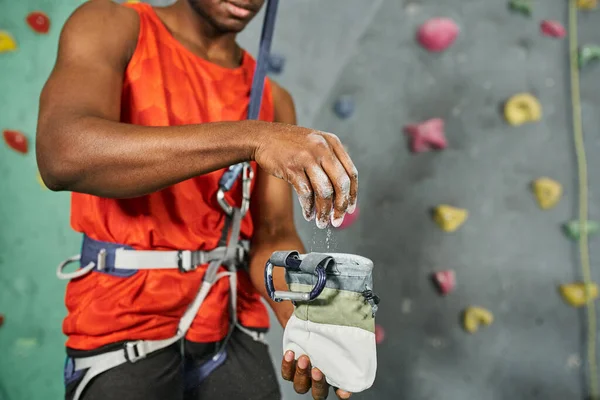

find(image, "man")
[36,0,358,399]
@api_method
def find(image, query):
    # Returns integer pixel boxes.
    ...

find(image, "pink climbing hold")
[417,18,459,52]
[540,20,566,38]
[337,206,360,230]
[432,270,456,295]
[404,118,447,153]
[375,324,385,344]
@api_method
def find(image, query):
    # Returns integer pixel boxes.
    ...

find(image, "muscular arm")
[248,82,304,327]
[37,0,279,198]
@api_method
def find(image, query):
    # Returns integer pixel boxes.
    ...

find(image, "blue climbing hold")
[333,96,355,119]
[267,53,285,74]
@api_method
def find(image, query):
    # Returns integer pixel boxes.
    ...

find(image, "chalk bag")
[265,251,379,393]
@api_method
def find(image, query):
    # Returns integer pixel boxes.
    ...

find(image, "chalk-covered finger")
[323,133,358,214]
[305,165,334,229]
[321,155,350,227]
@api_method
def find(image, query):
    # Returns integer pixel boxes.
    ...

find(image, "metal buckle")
[217,163,254,217]
[124,341,147,363]
[177,250,193,273]
[264,254,327,302]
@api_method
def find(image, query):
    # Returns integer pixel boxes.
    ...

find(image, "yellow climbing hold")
[0,31,17,53]
[463,306,494,334]
[504,93,542,126]
[532,177,562,210]
[559,282,599,307]
[37,172,46,189]
[125,0,140,3]
[577,0,597,10]
[433,205,468,232]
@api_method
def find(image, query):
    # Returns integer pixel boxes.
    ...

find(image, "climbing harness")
[265,251,380,393]
[568,1,598,397]
[58,1,280,399]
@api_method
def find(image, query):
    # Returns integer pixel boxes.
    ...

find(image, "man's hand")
[253,127,358,229]
[282,351,352,399]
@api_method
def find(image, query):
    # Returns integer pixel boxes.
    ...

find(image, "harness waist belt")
[57,235,250,280]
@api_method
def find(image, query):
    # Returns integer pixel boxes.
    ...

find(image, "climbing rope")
[568,0,597,397]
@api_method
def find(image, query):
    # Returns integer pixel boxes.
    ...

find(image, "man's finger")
[281,351,296,381]
[305,165,334,229]
[311,368,330,399]
[321,155,350,226]
[335,388,352,399]
[293,355,312,394]
[290,173,315,222]
[324,133,358,214]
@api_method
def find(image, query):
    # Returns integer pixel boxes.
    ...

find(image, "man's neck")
[159,1,243,68]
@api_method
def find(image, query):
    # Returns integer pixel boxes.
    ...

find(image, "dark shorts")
[65,328,282,400]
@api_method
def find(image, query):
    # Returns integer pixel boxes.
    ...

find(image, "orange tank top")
[63,3,272,349]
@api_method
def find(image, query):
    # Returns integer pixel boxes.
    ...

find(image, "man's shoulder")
[65,0,139,41]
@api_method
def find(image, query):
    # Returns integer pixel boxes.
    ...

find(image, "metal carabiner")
[264,253,327,302]
[216,163,254,217]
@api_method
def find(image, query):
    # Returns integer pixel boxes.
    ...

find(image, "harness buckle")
[124,340,147,363]
[177,250,194,273]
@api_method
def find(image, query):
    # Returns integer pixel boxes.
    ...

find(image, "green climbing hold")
[579,45,600,69]
[508,0,532,16]
[563,220,600,240]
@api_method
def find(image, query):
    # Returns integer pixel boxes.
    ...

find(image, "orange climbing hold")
[433,205,468,232]
[463,306,493,334]
[3,130,28,154]
[559,283,599,307]
[26,11,50,34]
[532,177,562,210]
[0,30,17,53]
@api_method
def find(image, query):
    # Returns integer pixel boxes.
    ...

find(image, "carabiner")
[264,252,327,302]
[217,163,254,217]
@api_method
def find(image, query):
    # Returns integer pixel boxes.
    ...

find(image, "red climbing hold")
[3,130,28,154]
[375,324,385,344]
[404,118,447,153]
[432,270,456,295]
[540,20,566,38]
[338,206,360,230]
[0,314,4,328]
[417,18,459,52]
[26,11,50,34]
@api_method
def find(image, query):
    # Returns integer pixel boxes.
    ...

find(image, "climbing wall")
[297,1,600,399]
[1,0,600,399]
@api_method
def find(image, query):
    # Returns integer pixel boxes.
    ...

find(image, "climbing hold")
[579,45,600,69]
[432,270,456,295]
[3,130,28,154]
[333,96,355,119]
[416,18,459,52]
[463,306,493,334]
[0,30,17,53]
[563,220,600,240]
[0,314,4,328]
[37,172,47,189]
[337,206,360,230]
[540,20,566,39]
[577,0,597,10]
[508,0,532,16]
[433,205,468,233]
[404,118,447,153]
[267,53,285,74]
[26,11,50,34]
[531,177,562,210]
[375,324,385,344]
[125,0,141,3]
[559,282,599,307]
[504,93,542,126]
